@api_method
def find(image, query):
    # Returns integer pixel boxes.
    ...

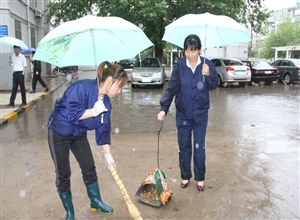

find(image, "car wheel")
[53,68,58,76]
[217,75,223,87]
[265,81,273,85]
[283,73,292,85]
[238,82,247,87]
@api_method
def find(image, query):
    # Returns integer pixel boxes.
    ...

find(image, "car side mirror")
[162,64,166,67]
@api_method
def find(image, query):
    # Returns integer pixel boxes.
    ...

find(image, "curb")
[0,73,80,127]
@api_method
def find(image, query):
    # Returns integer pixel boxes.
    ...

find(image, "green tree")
[260,18,300,59]
[44,0,270,60]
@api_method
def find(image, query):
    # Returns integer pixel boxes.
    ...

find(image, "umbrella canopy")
[21,47,36,54]
[33,15,154,66]
[0,36,29,50]
[162,13,251,49]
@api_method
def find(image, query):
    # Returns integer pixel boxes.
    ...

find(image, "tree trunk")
[155,45,164,63]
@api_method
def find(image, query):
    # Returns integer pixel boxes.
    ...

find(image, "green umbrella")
[162,13,251,49]
[33,15,154,67]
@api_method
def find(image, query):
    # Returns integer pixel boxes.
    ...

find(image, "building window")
[29,0,36,8]
[31,27,36,47]
[15,19,22,39]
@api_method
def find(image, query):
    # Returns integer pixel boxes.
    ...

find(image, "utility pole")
[248,25,253,59]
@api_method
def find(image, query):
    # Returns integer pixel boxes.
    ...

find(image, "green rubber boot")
[58,191,74,220]
[86,182,113,214]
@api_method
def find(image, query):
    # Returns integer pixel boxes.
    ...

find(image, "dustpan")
[135,122,172,207]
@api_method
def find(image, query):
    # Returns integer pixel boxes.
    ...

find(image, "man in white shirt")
[6,45,27,107]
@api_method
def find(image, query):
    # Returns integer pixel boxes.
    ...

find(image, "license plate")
[235,70,245,75]
[265,71,271,74]
[142,78,151,83]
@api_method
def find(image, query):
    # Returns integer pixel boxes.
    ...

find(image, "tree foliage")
[44,0,271,60]
[259,18,300,59]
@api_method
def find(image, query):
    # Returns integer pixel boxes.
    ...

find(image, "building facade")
[0,0,51,87]
[252,1,300,60]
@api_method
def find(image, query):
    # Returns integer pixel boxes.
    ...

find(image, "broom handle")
[110,165,131,202]
[109,165,143,220]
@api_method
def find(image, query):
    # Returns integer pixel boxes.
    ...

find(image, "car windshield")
[135,58,160,67]
[251,61,272,68]
[223,59,243,66]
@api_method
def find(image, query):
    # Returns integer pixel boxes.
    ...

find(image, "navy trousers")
[48,128,98,193]
[176,115,208,181]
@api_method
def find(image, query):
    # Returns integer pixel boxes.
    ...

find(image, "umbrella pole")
[201,26,207,75]
[91,30,101,100]
[204,26,207,64]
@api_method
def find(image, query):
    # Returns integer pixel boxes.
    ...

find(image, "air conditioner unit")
[34,9,42,18]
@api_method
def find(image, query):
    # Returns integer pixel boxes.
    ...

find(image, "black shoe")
[29,90,36,93]
[19,103,27,107]
[45,87,49,92]
[6,103,14,107]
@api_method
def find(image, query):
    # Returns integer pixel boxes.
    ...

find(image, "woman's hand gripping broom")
[109,164,143,220]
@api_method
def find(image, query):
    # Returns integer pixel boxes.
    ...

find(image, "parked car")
[131,57,165,88]
[117,58,136,69]
[270,59,300,84]
[211,58,251,87]
[52,66,78,76]
[241,60,280,85]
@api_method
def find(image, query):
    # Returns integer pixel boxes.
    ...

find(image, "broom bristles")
[110,165,143,220]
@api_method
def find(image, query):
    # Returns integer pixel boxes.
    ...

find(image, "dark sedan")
[270,59,300,84]
[117,58,136,69]
[241,60,280,85]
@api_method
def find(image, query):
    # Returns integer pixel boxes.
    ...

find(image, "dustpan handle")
[157,122,163,169]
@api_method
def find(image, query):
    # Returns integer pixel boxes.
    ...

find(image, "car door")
[286,60,297,79]
[271,60,284,79]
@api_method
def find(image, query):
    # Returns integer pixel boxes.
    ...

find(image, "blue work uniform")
[48,79,111,145]
[160,56,218,181]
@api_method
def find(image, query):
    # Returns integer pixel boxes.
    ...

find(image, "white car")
[211,58,251,87]
[131,57,165,88]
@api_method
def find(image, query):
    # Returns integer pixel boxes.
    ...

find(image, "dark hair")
[183,34,202,51]
[13,45,21,49]
[96,61,128,88]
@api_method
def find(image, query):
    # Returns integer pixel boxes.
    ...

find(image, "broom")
[109,165,143,220]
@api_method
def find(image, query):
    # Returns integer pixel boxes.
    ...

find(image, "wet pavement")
[0,70,299,220]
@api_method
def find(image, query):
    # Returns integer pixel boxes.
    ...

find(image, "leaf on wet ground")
[173,207,179,212]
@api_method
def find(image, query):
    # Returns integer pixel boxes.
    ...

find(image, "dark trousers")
[32,71,47,91]
[48,128,98,193]
[176,115,208,181]
[9,71,26,104]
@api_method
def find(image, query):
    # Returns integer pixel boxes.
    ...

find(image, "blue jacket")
[47,79,111,145]
[160,56,218,121]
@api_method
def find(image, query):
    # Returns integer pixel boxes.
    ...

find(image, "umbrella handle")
[202,56,206,75]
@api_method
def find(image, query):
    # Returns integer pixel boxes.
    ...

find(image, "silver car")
[211,58,251,87]
[131,57,165,88]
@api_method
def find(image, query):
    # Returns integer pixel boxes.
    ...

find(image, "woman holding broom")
[47,61,128,220]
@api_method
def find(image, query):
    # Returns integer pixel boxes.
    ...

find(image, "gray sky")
[262,0,296,10]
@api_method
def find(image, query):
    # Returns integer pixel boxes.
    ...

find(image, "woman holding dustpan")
[158,34,218,192]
